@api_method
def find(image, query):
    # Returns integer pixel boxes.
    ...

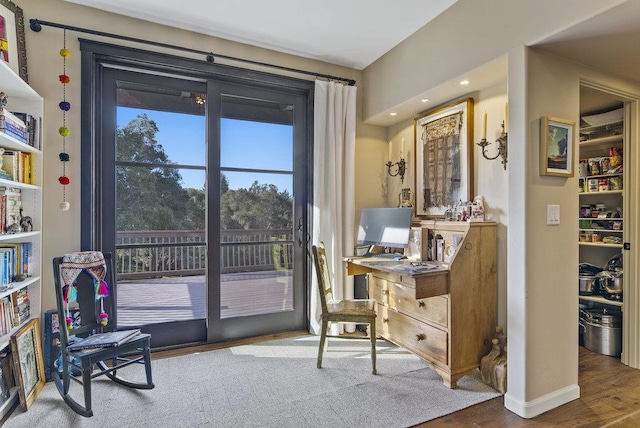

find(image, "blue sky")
[117,107,293,192]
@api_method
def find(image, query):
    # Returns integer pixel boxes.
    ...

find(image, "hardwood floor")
[418,346,640,427]
[158,335,640,428]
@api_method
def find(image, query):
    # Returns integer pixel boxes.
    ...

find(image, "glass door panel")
[210,84,307,340]
[113,77,207,347]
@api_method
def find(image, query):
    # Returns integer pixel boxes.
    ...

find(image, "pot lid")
[584,308,622,326]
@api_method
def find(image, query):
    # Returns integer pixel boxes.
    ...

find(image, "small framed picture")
[10,318,46,411]
[540,116,575,177]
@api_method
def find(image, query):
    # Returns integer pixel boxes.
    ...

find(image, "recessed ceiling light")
[390,112,397,116]
[421,98,429,103]
[460,80,470,85]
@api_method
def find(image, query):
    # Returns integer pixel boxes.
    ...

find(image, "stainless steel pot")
[599,270,623,294]
[579,275,600,295]
[581,308,622,357]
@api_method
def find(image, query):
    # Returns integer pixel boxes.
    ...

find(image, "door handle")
[297,217,303,247]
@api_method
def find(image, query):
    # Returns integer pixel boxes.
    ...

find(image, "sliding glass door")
[84,45,311,347]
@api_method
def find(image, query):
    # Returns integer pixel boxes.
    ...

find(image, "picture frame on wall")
[10,318,46,411]
[0,0,28,82]
[540,116,575,177]
[414,98,474,217]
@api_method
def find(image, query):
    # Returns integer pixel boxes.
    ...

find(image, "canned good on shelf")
[598,179,609,191]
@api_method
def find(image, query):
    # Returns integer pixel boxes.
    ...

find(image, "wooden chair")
[52,251,154,417]
[312,242,377,374]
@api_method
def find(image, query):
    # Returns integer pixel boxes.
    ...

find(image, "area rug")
[4,335,501,427]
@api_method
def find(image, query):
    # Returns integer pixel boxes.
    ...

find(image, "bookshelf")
[0,60,43,418]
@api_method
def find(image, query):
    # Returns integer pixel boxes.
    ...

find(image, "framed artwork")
[414,98,474,217]
[10,318,45,411]
[0,0,28,82]
[540,116,575,177]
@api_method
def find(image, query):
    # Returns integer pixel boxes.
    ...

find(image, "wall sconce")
[478,121,508,170]
[385,158,407,183]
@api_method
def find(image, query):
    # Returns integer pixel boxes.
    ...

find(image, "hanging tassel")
[98,298,108,326]
[99,311,109,326]
[65,282,77,302]
[66,306,74,330]
[97,280,109,298]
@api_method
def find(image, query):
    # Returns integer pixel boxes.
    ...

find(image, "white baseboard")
[504,384,580,418]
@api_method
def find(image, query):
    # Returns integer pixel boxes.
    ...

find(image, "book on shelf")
[11,112,40,150]
[0,151,32,184]
[0,187,22,234]
[0,108,27,144]
[10,288,29,326]
[0,108,26,128]
[67,329,141,351]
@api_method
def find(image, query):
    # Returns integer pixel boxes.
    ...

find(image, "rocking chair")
[52,251,154,417]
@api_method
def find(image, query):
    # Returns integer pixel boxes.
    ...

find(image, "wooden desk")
[345,221,497,388]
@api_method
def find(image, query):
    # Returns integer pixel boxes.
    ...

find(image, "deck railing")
[116,229,292,279]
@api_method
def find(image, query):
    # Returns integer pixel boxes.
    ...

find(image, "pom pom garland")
[66,317,74,330]
[59,30,71,211]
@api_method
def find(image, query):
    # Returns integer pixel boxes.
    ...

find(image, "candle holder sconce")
[385,158,407,183]
[478,121,508,170]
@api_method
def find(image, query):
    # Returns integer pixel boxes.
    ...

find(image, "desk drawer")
[377,305,448,365]
[370,276,448,328]
[389,284,448,328]
[369,275,389,305]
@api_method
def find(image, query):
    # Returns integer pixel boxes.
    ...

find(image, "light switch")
[547,204,560,225]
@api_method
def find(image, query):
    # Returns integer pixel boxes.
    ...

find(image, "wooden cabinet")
[0,61,43,418]
[348,221,497,387]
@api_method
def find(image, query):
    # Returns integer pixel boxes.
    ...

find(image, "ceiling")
[65,0,458,70]
[66,0,640,122]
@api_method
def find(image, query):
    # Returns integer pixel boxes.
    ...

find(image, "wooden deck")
[116,270,293,326]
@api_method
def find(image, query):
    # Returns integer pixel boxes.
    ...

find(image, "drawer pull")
[383,318,389,323]
[416,333,426,341]
[383,289,390,295]
[417,301,426,308]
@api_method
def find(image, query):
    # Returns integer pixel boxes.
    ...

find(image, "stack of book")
[0,187,22,234]
[0,108,27,144]
[9,288,29,326]
[0,289,30,336]
[12,112,40,150]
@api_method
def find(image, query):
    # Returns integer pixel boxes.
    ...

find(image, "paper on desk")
[387,262,443,274]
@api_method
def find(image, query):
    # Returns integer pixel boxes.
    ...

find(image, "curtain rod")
[29,19,356,86]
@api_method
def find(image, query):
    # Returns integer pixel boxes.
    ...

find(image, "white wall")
[505,46,640,418]
[385,87,509,327]
[362,0,624,122]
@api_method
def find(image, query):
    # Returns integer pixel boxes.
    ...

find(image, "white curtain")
[310,80,357,335]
